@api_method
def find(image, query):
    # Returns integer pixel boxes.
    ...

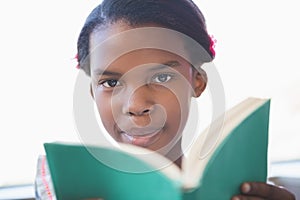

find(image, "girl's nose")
[128,107,151,116]
[122,86,154,117]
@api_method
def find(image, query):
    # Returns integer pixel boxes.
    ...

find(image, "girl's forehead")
[104,49,188,66]
[89,22,193,73]
[91,21,164,43]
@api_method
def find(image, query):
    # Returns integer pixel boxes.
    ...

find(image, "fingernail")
[242,183,251,193]
[232,197,240,200]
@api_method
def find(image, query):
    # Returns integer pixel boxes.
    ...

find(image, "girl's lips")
[120,129,162,147]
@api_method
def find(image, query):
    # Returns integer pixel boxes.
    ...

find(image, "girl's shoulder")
[35,155,56,200]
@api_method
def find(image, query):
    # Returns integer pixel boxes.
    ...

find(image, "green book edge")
[44,143,182,200]
[184,99,270,200]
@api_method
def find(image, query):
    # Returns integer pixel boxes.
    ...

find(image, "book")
[44,97,270,200]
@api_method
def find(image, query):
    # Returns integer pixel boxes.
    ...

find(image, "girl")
[35,0,295,199]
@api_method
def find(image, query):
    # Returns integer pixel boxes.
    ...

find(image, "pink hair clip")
[209,35,217,58]
[74,53,80,69]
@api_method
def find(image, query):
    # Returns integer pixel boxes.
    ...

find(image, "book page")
[117,143,182,183]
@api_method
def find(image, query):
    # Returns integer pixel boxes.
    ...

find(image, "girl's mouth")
[120,129,162,147]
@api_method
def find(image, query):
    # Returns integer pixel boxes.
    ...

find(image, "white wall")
[196,0,300,162]
[0,0,100,186]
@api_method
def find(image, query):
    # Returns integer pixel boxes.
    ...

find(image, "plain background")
[0,0,299,186]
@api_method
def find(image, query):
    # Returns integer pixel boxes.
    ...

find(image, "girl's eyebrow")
[93,69,122,76]
[149,60,181,71]
[93,60,181,75]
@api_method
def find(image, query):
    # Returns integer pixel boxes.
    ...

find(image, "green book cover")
[44,97,270,200]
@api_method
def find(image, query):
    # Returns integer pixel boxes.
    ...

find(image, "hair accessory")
[74,53,80,69]
[209,35,217,58]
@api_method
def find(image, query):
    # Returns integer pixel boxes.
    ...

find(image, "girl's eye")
[153,73,172,83]
[100,79,121,88]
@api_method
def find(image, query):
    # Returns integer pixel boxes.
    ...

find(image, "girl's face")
[89,21,206,154]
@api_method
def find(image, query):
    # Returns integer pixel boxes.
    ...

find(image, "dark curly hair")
[77,0,214,75]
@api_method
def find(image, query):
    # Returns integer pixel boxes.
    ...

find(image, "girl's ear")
[193,68,207,97]
[90,84,94,99]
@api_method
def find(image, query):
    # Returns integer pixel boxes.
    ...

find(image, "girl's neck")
[165,139,183,168]
[174,156,182,168]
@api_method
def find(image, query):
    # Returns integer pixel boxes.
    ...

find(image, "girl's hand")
[232,182,295,200]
